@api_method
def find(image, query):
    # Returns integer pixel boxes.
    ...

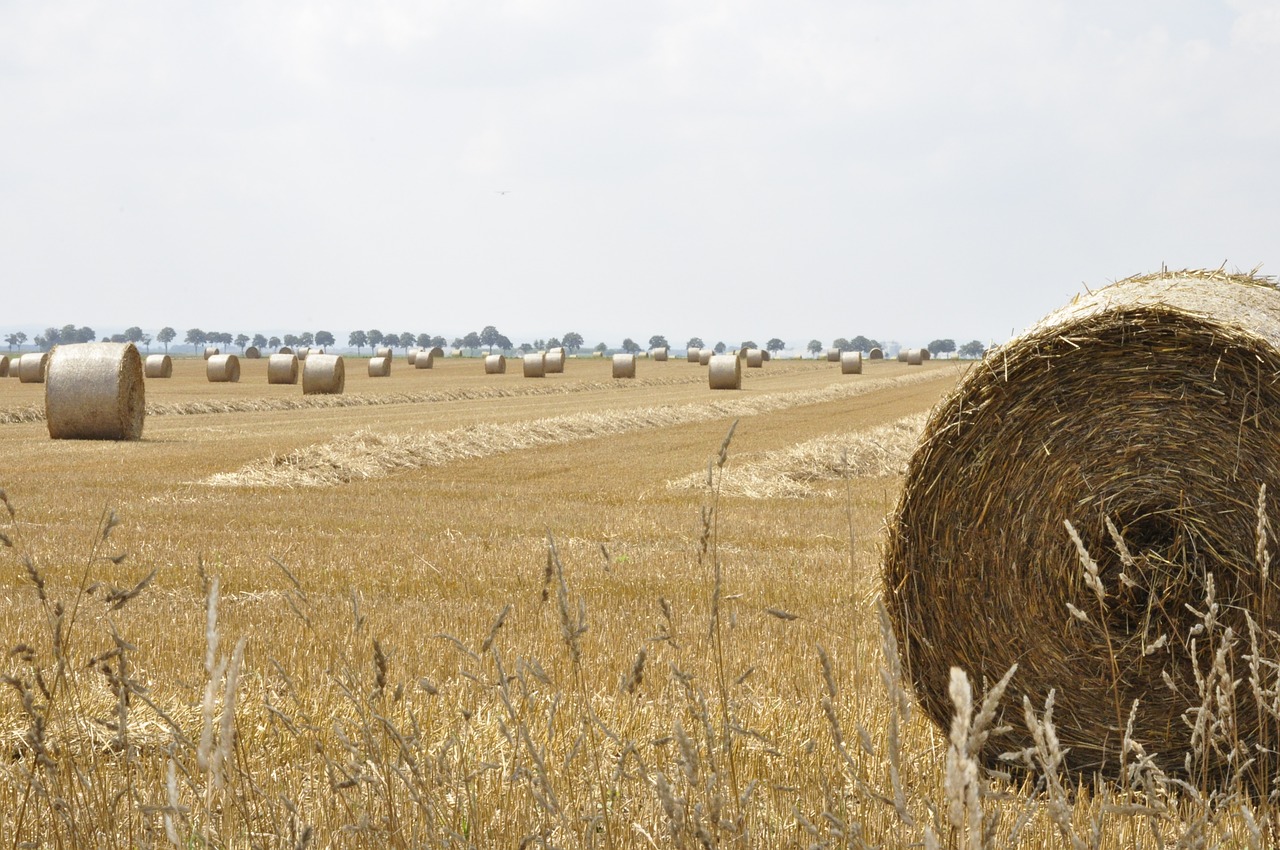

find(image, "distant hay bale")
[244,346,261,359]
[523,352,546,377]
[206,354,240,383]
[592,351,604,358]
[686,347,701,363]
[368,356,391,377]
[738,345,750,359]
[279,346,294,355]
[414,349,435,369]
[653,347,668,361]
[144,354,172,378]
[429,346,444,359]
[374,346,393,360]
[708,354,741,390]
[17,352,49,383]
[0,355,8,378]
[545,349,565,373]
[267,353,299,384]
[746,348,764,368]
[45,343,145,440]
[303,354,345,395]
[407,348,420,365]
[203,346,219,359]
[485,354,506,374]
[920,348,931,360]
[906,348,923,365]
[297,347,310,361]
[868,347,884,359]
[698,349,712,366]
[897,349,909,362]
[762,350,771,361]
[826,348,840,362]
[840,351,862,374]
[885,268,1280,789]
[612,353,636,379]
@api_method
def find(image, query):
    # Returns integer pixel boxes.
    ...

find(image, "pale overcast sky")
[3,1,1278,350]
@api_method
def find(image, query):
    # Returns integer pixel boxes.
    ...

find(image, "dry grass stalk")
[144,354,173,378]
[44,343,146,441]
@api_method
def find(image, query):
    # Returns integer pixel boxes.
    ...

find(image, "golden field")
[0,354,1262,848]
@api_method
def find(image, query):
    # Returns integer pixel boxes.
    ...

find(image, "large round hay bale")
[545,350,565,374]
[885,269,1280,788]
[523,352,546,378]
[745,348,764,368]
[203,346,220,360]
[653,347,668,361]
[267,353,299,384]
[206,354,240,383]
[0,354,8,378]
[368,356,391,377]
[868,347,884,360]
[303,354,344,395]
[698,349,712,366]
[414,349,434,369]
[762,350,771,362]
[686,347,701,363]
[840,350,862,374]
[906,348,923,365]
[297,347,310,361]
[407,348,421,365]
[485,354,506,374]
[707,354,741,390]
[278,346,294,355]
[44,343,145,440]
[17,352,49,383]
[612,353,636,379]
[144,354,172,378]
[244,346,261,359]
[826,348,840,362]
[738,345,750,359]
[374,345,393,360]
[896,349,909,362]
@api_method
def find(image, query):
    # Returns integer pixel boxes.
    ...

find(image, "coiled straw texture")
[45,343,145,440]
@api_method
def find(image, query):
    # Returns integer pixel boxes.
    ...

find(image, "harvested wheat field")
[0,352,1265,848]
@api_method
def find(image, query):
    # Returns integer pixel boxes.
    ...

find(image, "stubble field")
[0,353,1251,848]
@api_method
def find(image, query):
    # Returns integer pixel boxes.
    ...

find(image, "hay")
[297,347,310,361]
[698,350,712,366]
[826,348,840,362]
[415,347,444,369]
[840,351,862,374]
[368,356,391,377]
[374,345,393,360]
[0,355,8,378]
[244,346,261,359]
[206,354,240,383]
[762,350,771,362]
[869,347,883,359]
[144,354,172,378]
[203,346,220,360]
[896,349,908,362]
[17,352,49,383]
[920,348,931,360]
[302,354,344,395]
[44,342,145,440]
[267,354,299,385]
[686,347,701,363]
[485,354,507,374]
[523,352,546,378]
[407,348,420,365]
[746,348,764,368]
[278,346,294,354]
[545,349,565,374]
[884,268,1280,788]
[708,354,741,390]
[653,347,668,361]
[906,348,923,365]
[612,353,636,379]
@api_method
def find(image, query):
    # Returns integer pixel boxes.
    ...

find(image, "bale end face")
[840,351,862,374]
[45,343,145,440]
[612,353,636,379]
[708,354,742,389]
[368,356,391,377]
[303,354,345,394]
[144,354,173,378]
[485,354,507,374]
[207,354,241,383]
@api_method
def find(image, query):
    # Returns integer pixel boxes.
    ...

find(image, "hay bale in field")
[17,352,49,383]
[203,346,219,360]
[612,353,636,379]
[698,349,712,366]
[896,349,908,362]
[708,354,741,389]
[278,346,294,355]
[296,347,310,361]
[746,348,764,368]
[920,348,931,360]
[485,354,506,374]
[762,350,771,362]
[44,343,145,440]
[545,349,565,373]
[407,348,420,365]
[414,350,434,369]
[0,354,8,377]
[653,347,668,361]
[244,346,261,359]
[738,345,750,359]
[906,348,923,365]
[303,354,344,395]
[686,347,701,363]
[267,353,299,384]
[368,356,391,377]
[144,354,172,378]
[523,352,546,378]
[868,347,883,359]
[374,345,393,360]
[826,348,840,362]
[840,350,862,374]
[206,354,240,383]
[884,268,1280,789]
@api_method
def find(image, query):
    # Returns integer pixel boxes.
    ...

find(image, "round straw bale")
[653,346,668,361]
[868,347,883,359]
[0,355,8,378]
[612,353,636,379]
[17,352,49,383]
[296,347,310,361]
[374,345,393,360]
[592,351,604,358]
[414,349,435,369]
[485,354,506,374]
[523,352,545,378]
[762,350,771,361]
[906,348,923,365]
[738,345,750,359]
[885,269,1280,788]
[278,346,294,354]
[144,354,172,378]
[745,348,764,368]
[302,354,344,395]
[920,348,931,360]
[368,356,391,377]
[203,346,220,360]
[407,348,420,365]
[698,349,712,366]
[429,346,444,360]
[707,354,741,389]
[244,346,261,359]
[44,343,144,440]
[826,348,840,362]
[840,350,862,374]
[686,347,701,363]
[545,350,565,373]
[206,354,240,383]
[896,349,908,362]
[267,353,299,384]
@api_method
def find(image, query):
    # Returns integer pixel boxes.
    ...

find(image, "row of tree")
[802,337,987,359]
